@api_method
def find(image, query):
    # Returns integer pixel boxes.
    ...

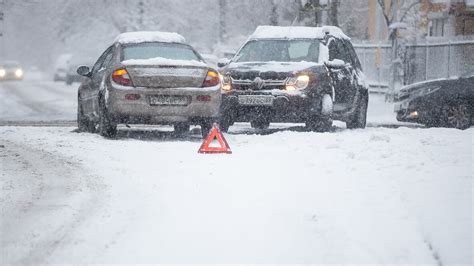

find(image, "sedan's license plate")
[149,95,189,106]
[238,95,274,106]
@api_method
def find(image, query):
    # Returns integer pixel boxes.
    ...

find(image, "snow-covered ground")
[0,76,472,265]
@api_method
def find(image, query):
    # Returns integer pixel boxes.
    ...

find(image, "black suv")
[218,26,369,132]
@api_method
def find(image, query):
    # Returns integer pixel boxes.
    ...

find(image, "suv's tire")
[219,114,232,133]
[442,102,471,130]
[250,119,270,130]
[174,123,190,135]
[306,115,332,132]
[98,97,117,138]
[346,91,368,129]
[201,121,213,138]
[77,99,96,133]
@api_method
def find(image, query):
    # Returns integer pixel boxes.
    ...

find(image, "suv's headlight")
[0,69,5,77]
[221,75,232,91]
[286,75,310,91]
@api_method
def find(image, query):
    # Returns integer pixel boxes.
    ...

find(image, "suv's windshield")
[122,43,201,61]
[235,39,320,63]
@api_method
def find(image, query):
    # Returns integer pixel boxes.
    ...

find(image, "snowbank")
[114,31,186,44]
[250,25,350,40]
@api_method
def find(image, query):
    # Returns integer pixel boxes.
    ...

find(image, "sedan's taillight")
[202,70,220,87]
[112,69,133,86]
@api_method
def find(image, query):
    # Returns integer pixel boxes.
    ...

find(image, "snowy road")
[0,78,472,265]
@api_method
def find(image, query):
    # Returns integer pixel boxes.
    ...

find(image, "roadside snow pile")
[250,25,350,40]
[0,125,471,264]
[122,57,207,68]
[114,31,186,44]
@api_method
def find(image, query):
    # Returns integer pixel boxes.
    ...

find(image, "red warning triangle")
[198,123,232,154]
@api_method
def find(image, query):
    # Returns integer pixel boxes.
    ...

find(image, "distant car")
[218,26,369,132]
[0,61,24,81]
[66,58,94,85]
[76,31,221,138]
[394,70,474,129]
[53,54,72,82]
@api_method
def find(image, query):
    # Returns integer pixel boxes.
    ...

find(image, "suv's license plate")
[149,96,188,106]
[238,95,274,106]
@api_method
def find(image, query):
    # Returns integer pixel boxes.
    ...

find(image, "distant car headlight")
[15,68,23,78]
[0,69,5,78]
[221,75,232,92]
[286,75,310,91]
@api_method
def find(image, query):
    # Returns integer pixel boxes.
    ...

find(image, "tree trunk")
[219,0,226,44]
[270,0,278,26]
[329,0,339,26]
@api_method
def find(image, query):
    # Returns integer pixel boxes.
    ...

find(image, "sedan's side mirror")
[325,59,346,69]
[217,58,231,68]
[77,66,91,77]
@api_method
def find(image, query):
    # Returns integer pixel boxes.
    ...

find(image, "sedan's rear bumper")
[107,84,221,124]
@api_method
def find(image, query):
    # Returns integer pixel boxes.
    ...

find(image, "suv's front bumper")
[221,91,320,123]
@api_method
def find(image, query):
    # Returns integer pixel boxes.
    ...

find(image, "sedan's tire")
[98,98,117,138]
[306,116,332,132]
[250,119,270,130]
[346,92,368,129]
[174,123,190,135]
[442,103,471,130]
[77,100,96,133]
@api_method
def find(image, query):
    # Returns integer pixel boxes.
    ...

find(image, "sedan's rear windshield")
[235,39,320,63]
[122,43,200,61]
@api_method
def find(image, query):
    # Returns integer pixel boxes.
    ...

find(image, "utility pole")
[138,0,144,29]
[218,0,226,44]
[0,0,4,60]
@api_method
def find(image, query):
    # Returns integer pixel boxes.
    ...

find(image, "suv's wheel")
[77,99,96,133]
[250,119,270,130]
[306,115,333,132]
[219,114,233,133]
[442,102,471,130]
[346,92,368,129]
[98,97,117,138]
[174,123,190,135]
[201,121,213,138]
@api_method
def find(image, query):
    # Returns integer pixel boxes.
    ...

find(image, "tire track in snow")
[0,140,107,265]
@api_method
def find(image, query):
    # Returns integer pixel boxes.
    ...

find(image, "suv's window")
[235,39,320,63]
[343,40,362,70]
[461,70,474,78]
[328,39,351,64]
[122,43,200,61]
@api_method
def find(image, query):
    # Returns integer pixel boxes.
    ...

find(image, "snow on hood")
[114,31,186,44]
[122,57,208,68]
[250,26,350,40]
[228,61,321,73]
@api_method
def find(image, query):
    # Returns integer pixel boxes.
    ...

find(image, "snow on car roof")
[114,31,186,44]
[250,26,350,40]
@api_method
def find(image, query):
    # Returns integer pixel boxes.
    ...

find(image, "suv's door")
[82,46,115,116]
[327,38,354,109]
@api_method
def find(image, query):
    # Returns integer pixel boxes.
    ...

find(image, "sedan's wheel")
[98,98,117,138]
[174,123,190,135]
[250,119,270,130]
[77,100,96,133]
[443,103,471,130]
[346,92,368,129]
[306,116,332,132]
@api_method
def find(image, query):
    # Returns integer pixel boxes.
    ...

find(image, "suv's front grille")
[232,78,288,91]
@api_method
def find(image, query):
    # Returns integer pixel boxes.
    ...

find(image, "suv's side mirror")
[217,58,231,68]
[77,65,91,77]
[325,59,346,69]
